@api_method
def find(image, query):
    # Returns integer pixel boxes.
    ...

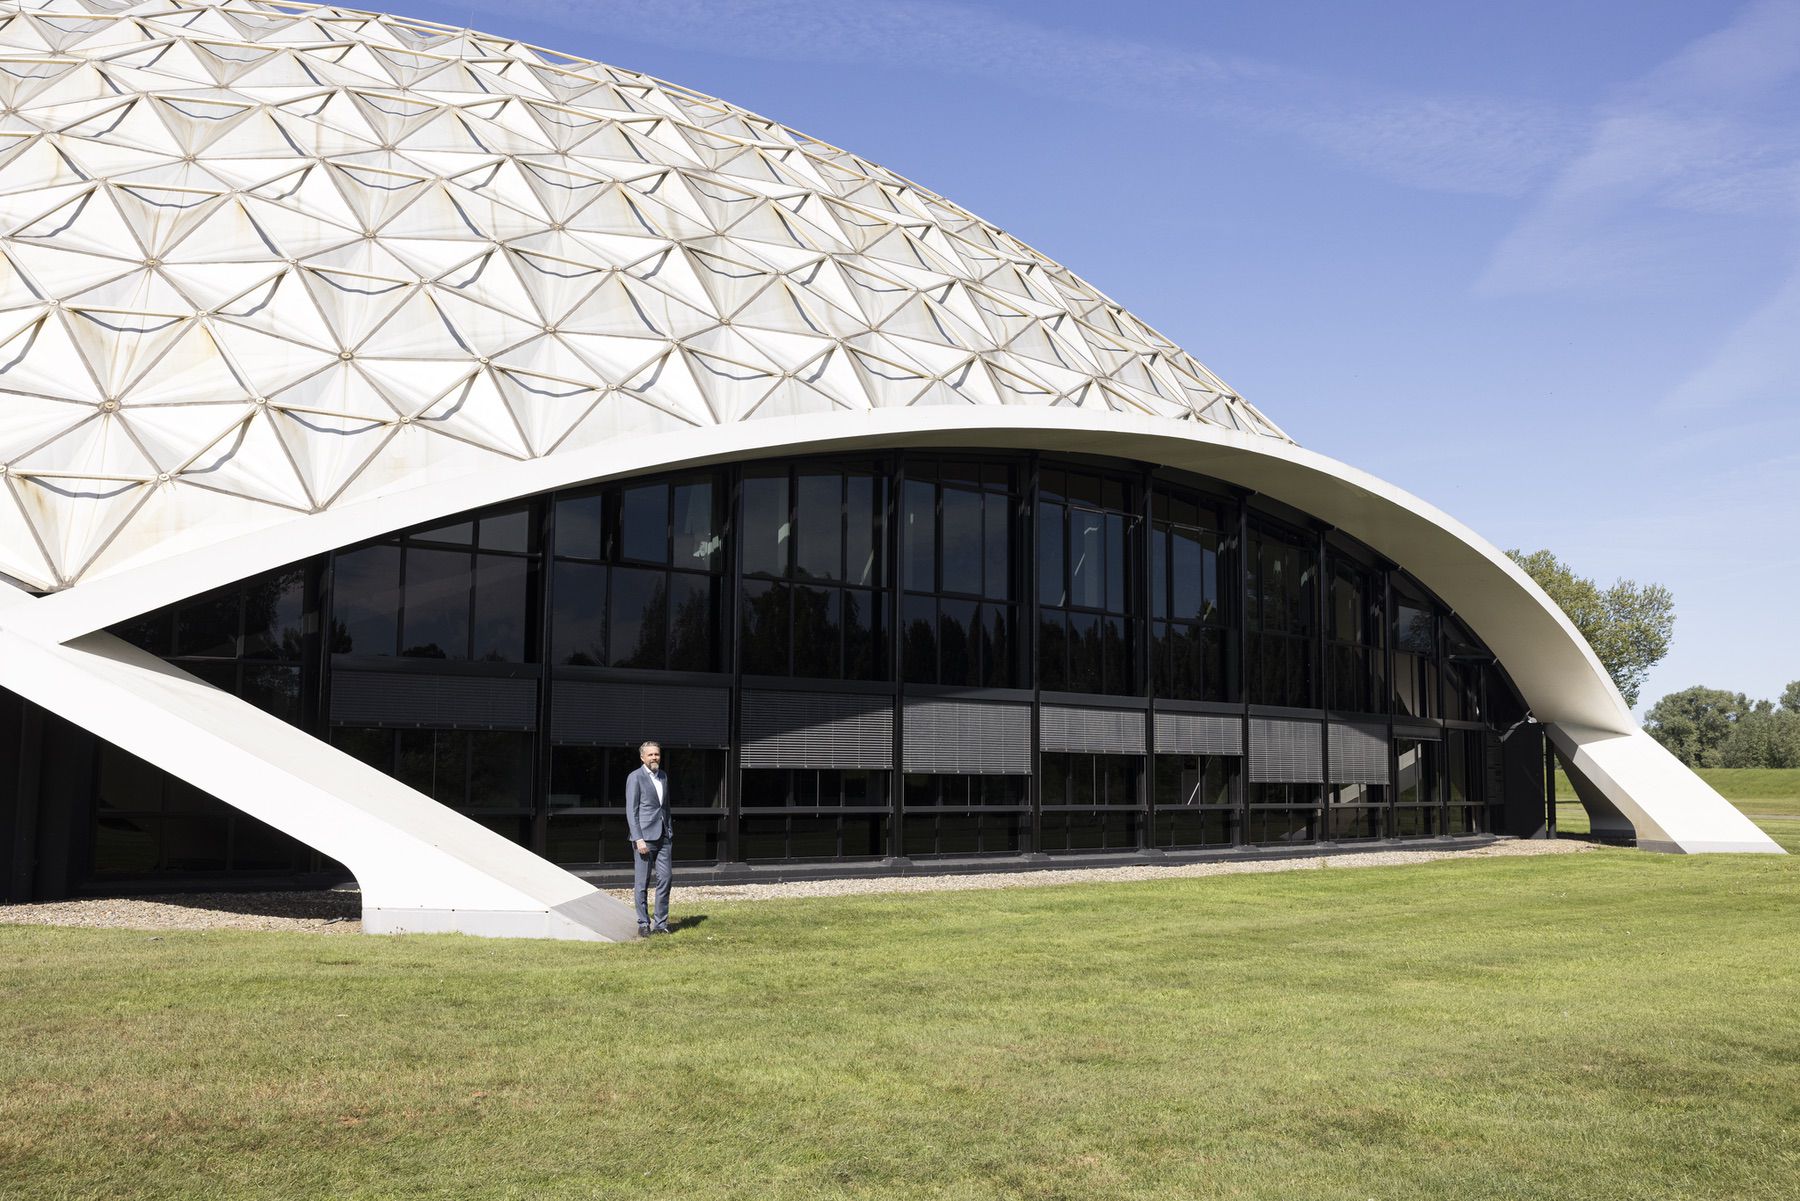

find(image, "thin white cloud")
[1479,0,1800,296]
[1662,248,1800,410]
[469,0,1582,198]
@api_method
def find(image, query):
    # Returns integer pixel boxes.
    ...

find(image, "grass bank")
[5,845,1799,1200]
[1556,767,1800,816]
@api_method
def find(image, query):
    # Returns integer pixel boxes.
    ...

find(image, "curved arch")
[4,407,1778,869]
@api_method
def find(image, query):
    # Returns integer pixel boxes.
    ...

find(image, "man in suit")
[626,740,673,936]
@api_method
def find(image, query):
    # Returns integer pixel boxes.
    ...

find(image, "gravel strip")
[625,836,1593,903]
[0,890,362,933]
[0,840,1591,933]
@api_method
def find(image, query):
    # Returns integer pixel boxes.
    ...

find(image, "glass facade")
[85,449,1526,884]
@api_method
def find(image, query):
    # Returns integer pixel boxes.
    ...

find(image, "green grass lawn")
[5,846,1799,1200]
[1555,768,1800,837]
[1556,767,1800,813]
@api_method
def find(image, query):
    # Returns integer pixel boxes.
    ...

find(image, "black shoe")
[637,925,651,937]
[650,923,671,935]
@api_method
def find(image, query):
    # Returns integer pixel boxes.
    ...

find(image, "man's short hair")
[639,740,661,753]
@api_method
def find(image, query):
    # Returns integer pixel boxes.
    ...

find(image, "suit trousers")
[633,834,673,929]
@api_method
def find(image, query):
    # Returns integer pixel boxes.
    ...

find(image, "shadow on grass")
[127,890,362,921]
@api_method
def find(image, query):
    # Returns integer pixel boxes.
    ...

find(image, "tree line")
[1644,682,1800,770]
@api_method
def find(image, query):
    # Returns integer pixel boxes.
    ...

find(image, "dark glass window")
[620,482,670,564]
[1037,466,1137,695]
[901,458,1019,687]
[551,561,605,666]
[742,472,788,578]
[176,592,239,658]
[400,547,469,658]
[1444,730,1482,828]
[902,777,1029,856]
[546,745,725,865]
[1326,554,1384,714]
[90,741,320,878]
[902,774,1029,808]
[740,465,888,681]
[331,545,400,655]
[333,727,533,843]
[1441,619,1486,723]
[480,508,531,552]
[473,554,529,661]
[1039,753,1142,809]
[1326,780,1388,841]
[1393,736,1440,839]
[550,473,723,672]
[100,449,1534,876]
[555,493,606,560]
[738,768,890,860]
[673,480,721,570]
[1152,754,1240,808]
[1244,782,1318,844]
[549,746,726,811]
[668,574,719,673]
[1247,520,1317,707]
[609,568,667,668]
[333,507,539,664]
[1152,808,1235,849]
[1150,486,1236,703]
[1150,750,1240,855]
[242,570,306,661]
[1393,587,1437,718]
[792,585,842,678]
[112,564,313,728]
[795,472,843,580]
[741,579,790,676]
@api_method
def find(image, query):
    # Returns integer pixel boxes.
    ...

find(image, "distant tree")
[1719,701,1800,770]
[1782,680,1800,713]
[1506,549,1675,708]
[1644,686,1751,767]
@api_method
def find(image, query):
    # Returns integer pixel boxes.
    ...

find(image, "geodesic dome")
[0,0,1286,591]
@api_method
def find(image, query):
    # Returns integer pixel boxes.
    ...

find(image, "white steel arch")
[1,409,1779,937]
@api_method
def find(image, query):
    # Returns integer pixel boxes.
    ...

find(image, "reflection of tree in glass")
[1401,609,1434,653]
[741,582,789,674]
[240,568,306,660]
[668,580,714,671]
[619,578,669,669]
[902,609,936,681]
[790,586,840,677]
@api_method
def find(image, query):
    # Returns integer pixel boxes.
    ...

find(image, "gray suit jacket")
[625,767,672,843]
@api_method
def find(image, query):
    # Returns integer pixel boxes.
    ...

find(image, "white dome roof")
[0,0,1285,591]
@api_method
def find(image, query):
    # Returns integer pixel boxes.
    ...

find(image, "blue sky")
[405,0,1799,712]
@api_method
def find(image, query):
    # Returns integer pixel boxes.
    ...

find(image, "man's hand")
[636,839,649,855]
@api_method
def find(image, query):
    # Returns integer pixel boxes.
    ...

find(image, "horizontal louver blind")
[1249,717,1323,783]
[902,700,1031,774]
[1153,711,1243,756]
[551,681,729,747]
[1040,705,1146,754]
[1328,722,1390,784]
[331,671,537,730]
[741,691,893,770]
